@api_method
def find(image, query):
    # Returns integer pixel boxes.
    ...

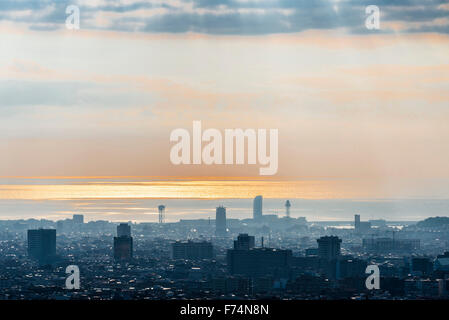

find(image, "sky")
[1,0,449,207]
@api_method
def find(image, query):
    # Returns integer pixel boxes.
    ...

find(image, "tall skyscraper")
[117,223,131,237]
[253,195,263,221]
[114,237,133,261]
[158,205,166,224]
[285,200,291,218]
[215,206,227,237]
[114,223,133,261]
[73,214,84,224]
[354,214,360,230]
[317,236,342,261]
[27,229,56,264]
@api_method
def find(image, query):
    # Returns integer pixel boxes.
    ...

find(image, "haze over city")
[1,0,449,305]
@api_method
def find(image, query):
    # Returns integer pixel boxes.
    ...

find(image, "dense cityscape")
[0,196,448,300]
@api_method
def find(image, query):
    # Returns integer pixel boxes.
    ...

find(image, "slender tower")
[253,195,263,221]
[354,214,360,232]
[215,206,227,237]
[285,200,291,218]
[158,205,166,224]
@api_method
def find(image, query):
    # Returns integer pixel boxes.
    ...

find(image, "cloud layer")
[0,0,448,35]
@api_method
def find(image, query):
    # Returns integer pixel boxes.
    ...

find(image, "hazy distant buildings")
[73,214,84,224]
[114,223,132,261]
[369,219,387,227]
[56,220,64,232]
[171,240,214,260]
[27,229,56,264]
[253,195,263,221]
[54,215,85,234]
[354,214,371,234]
[5,213,449,300]
[215,206,227,237]
[362,237,420,253]
[317,236,341,260]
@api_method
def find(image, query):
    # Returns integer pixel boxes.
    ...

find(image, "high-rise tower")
[158,205,166,224]
[27,229,56,264]
[117,223,131,237]
[114,223,133,261]
[285,200,291,218]
[215,206,227,237]
[317,236,342,261]
[354,214,361,231]
[253,195,263,221]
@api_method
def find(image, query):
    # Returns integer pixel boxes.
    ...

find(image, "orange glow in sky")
[0,177,447,200]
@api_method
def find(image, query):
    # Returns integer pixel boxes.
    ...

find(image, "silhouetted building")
[215,206,227,237]
[117,223,131,237]
[354,214,371,234]
[227,235,292,277]
[317,236,341,260]
[292,256,320,272]
[435,252,449,272]
[73,214,84,224]
[253,195,263,221]
[227,248,292,277]
[27,229,56,264]
[114,236,133,261]
[234,233,255,250]
[337,257,367,279]
[411,257,433,276]
[354,214,360,229]
[158,205,166,224]
[285,200,291,218]
[114,223,132,261]
[171,240,214,260]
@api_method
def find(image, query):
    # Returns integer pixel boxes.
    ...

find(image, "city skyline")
[2,0,449,307]
[3,211,449,301]
[2,195,449,223]
[1,175,449,221]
